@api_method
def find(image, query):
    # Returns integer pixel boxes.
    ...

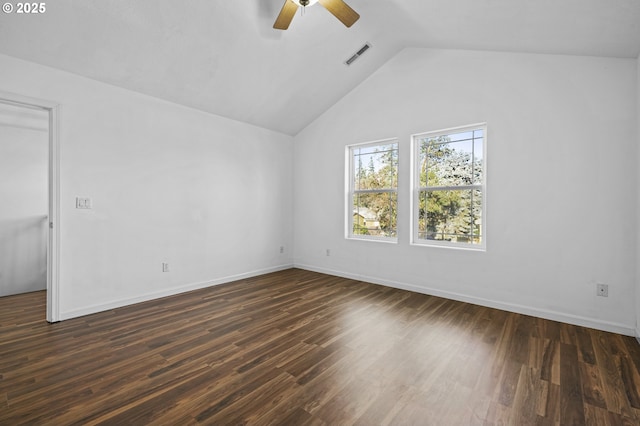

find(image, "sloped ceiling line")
[0,0,638,135]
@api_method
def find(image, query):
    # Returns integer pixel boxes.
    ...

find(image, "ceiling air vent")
[345,42,371,66]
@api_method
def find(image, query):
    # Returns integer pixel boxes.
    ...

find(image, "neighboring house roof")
[353,208,378,221]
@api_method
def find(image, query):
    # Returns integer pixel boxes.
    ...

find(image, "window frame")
[345,138,399,243]
[410,123,487,251]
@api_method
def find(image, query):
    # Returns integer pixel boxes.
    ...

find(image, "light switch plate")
[76,197,92,209]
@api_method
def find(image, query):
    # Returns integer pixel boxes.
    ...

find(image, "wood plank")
[576,327,597,364]
[559,343,586,425]
[540,339,560,385]
[510,365,543,422]
[536,382,560,425]
[592,330,637,417]
[579,361,608,409]
[618,354,640,409]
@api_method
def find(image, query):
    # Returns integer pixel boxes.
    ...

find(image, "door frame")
[0,91,60,322]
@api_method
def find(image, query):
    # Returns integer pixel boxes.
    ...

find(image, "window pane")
[471,189,483,244]
[353,192,397,237]
[352,143,398,190]
[473,137,483,185]
[417,189,482,244]
[447,131,474,143]
[418,131,484,188]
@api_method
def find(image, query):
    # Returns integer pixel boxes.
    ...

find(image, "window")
[347,140,398,241]
[412,124,486,249]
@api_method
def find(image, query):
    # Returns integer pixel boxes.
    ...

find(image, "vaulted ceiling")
[1,0,639,135]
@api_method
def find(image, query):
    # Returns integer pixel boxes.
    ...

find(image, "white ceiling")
[1,0,639,135]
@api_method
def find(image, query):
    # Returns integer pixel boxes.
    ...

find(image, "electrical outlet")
[162,263,169,272]
[596,283,608,297]
[280,246,284,253]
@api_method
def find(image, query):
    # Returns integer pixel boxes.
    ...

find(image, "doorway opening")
[0,91,60,323]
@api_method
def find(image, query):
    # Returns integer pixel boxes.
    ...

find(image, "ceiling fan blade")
[318,0,360,27]
[273,0,298,30]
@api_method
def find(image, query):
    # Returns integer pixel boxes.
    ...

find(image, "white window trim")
[345,138,399,243]
[410,123,487,251]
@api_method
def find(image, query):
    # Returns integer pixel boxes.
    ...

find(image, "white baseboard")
[58,262,638,339]
[59,263,294,321]
[295,263,636,337]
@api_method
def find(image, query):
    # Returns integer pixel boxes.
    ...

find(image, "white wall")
[293,48,638,335]
[0,105,48,296]
[0,53,294,320]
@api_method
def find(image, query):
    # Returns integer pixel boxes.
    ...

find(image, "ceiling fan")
[273,0,360,30]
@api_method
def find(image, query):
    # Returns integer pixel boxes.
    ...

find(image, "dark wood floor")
[1,269,640,425]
